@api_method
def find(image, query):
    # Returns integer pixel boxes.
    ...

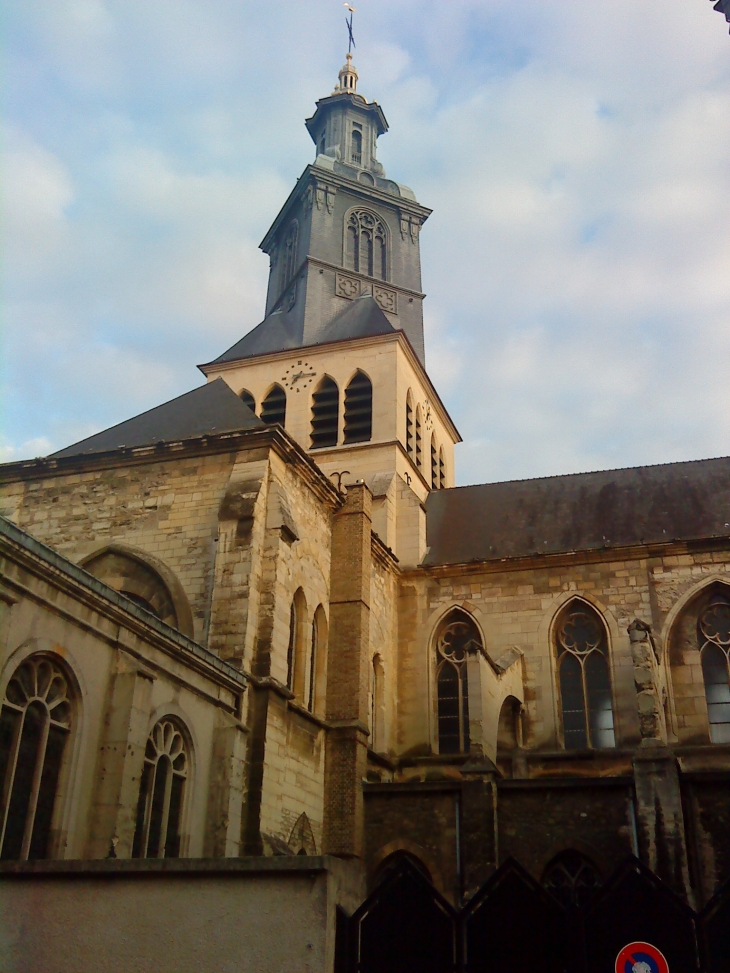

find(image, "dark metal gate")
[340,856,730,973]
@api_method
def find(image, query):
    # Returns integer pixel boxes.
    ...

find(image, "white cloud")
[3,0,730,484]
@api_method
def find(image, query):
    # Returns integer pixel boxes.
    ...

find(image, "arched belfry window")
[405,391,414,459]
[698,594,730,743]
[345,210,387,281]
[436,612,481,754]
[0,656,73,860]
[439,447,446,490]
[311,376,339,449]
[344,371,372,444]
[260,385,286,427]
[543,851,601,909]
[239,389,256,414]
[555,601,615,750]
[132,719,189,859]
[351,128,362,165]
[430,434,438,489]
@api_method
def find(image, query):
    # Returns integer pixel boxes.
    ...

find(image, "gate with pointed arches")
[335,856,730,973]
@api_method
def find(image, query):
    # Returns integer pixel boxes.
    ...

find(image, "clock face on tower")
[281,360,317,392]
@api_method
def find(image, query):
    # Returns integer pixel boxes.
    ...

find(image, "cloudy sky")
[3,0,729,485]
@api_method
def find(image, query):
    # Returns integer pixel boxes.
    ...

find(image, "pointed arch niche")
[554,599,615,750]
[667,579,730,744]
[287,588,308,698]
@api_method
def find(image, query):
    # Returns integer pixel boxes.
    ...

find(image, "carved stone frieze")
[335,272,361,300]
[373,285,397,315]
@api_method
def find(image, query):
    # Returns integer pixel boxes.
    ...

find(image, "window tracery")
[0,656,73,860]
[436,613,481,754]
[698,595,730,742]
[543,850,601,909]
[132,719,188,859]
[345,210,387,280]
[556,602,615,750]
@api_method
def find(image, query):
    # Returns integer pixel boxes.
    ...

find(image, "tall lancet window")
[698,595,730,743]
[345,211,387,280]
[436,612,481,754]
[555,601,615,750]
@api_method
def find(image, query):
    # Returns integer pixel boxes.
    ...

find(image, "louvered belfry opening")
[260,385,286,426]
[406,393,414,457]
[439,448,446,489]
[344,371,373,444]
[239,389,256,414]
[431,437,438,488]
[311,376,339,449]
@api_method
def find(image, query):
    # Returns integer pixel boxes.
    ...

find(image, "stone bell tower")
[201,54,460,566]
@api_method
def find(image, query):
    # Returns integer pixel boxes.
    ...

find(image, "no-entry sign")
[615,942,669,973]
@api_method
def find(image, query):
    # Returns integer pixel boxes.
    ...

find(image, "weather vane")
[344,3,356,53]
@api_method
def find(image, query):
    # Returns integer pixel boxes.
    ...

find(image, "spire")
[335,53,358,94]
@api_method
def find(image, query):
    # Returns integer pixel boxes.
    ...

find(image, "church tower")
[200,54,460,566]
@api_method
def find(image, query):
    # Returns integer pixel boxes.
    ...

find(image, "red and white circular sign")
[615,942,669,973]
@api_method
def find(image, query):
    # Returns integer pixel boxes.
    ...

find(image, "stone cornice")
[0,426,342,511]
[199,330,461,445]
[259,163,432,254]
[408,534,730,579]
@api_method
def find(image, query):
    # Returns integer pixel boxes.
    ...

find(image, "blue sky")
[3,0,729,485]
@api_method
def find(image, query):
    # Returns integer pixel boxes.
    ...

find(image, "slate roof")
[210,296,396,365]
[52,378,263,458]
[712,0,730,32]
[424,456,730,567]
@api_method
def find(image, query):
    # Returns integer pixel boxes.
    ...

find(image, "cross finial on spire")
[344,4,356,53]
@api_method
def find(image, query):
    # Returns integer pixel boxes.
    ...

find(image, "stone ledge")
[0,855,344,879]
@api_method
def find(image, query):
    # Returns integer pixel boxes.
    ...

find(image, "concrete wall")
[0,857,364,973]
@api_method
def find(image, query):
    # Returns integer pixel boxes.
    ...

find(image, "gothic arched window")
[287,589,307,697]
[0,656,73,860]
[344,371,372,444]
[543,850,601,909]
[308,606,328,717]
[430,435,438,489]
[345,211,387,280]
[260,384,287,427]
[132,719,189,859]
[239,389,256,414]
[698,595,730,743]
[311,376,339,448]
[555,601,615,750]
[439,447,446,490]
[436,613,481,754]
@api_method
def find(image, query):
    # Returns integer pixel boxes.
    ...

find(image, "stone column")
[323,483,372,859]
[87,650,155,858]
[204,712,248,857]
[629,620,692,901]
